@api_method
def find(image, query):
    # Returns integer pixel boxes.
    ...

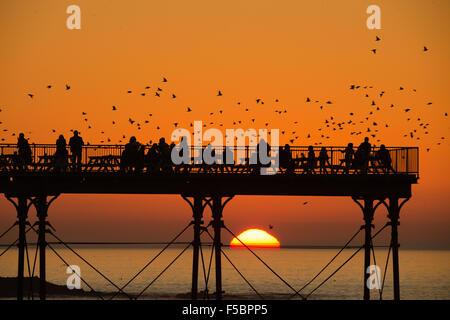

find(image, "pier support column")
[353,196,375,301]
[208,195,233,300]
[5,195,31,300]
[211,195,224,300]
[32,194,59,301]
[386,197,408,301]
[17,197,29,301]
[182,195,208,300]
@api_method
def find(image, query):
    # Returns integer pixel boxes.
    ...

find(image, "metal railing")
[0,144,419,176]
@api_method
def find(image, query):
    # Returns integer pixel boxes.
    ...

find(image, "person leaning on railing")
[375,144,394,173]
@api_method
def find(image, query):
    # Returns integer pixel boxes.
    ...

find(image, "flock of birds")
[0,36,447,222]
[0,37,447,155]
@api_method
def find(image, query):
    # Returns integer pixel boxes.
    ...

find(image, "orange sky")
[0,0,449,248]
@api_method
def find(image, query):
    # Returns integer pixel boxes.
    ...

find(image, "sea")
[0,246,449,300]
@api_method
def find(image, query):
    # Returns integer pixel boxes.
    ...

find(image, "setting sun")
[230,229,280,249]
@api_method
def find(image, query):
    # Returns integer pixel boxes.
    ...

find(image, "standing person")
[146,143,160,173]
[280,144,293,174]
[158,137,172,173]
[318,147,329,174]
[342,143,355,174]
[17,133,32,169]
[121,136,140,172]
[307,146,316,174]
[357,137,371,173]
[55,134,69,172]
[69,130,84,171]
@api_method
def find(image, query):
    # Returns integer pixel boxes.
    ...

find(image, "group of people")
[14,133,393,174]
[279,137,393,174]
[14,131,84,172]
[279,145,332,174]
[120,136,174,173]
[341,137,393,174]
[54,130,84,171]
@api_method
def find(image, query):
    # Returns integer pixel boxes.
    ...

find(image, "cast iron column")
[191,196,205,300]
[388,197,400,300]
[36,196,48,300]
[211,195,223,300]
[16,196,29,300]
[362,197,374,301]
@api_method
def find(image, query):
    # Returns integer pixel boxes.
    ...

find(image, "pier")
[0,144,418,300]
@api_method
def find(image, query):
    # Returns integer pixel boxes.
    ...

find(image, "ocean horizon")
[1,246,448,300]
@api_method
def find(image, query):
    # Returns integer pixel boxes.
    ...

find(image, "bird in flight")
[28,94,34,98]
[424,46,428,52]
[268,225,273,230]
[371,49,376,54]
[65,84,71,90]
[217,90,222,96]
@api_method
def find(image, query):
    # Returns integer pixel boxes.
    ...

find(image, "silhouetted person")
[257,139,270,163]
[121,136,141,172]
[280,144,293,174]
[178,136,188,160]
[17,133,32,169]
[202,144,214,172]
[251,139,270,174]
[318,147,329,174]
[342,143,354,174]
[54,134,68,172]
[172,136,190,173]
[307,146,316,174]
[356,137,371,173]
[146,143,160,173]
[69,130,84,171]
[376,144,394,173]
[158,137,172,173]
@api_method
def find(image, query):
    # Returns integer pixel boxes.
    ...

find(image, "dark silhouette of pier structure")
[0,144,418,300]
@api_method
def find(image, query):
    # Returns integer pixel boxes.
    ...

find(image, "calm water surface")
[0,247,448,299]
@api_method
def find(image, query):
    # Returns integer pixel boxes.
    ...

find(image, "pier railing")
[0,144,419,176]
